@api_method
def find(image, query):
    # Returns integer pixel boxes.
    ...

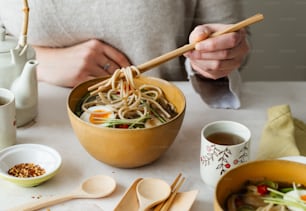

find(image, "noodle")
[79,66,177,129]
[225,180,306,211]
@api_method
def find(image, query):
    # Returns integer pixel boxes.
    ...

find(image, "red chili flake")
[233,159,239,165]
[225,163,231,168]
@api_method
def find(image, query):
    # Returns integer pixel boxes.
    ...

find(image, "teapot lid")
[0,26,18,53]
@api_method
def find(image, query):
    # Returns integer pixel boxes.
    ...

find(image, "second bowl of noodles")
[67,72,186,168]
[214,159,306,211]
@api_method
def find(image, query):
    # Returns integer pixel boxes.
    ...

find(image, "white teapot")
[0,26,38,127]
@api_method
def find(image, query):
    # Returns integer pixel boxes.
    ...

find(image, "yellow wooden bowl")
[214,159,306,210]
[67,76,186,168]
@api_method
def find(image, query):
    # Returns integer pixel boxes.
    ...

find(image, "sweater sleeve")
[185,59,241,109]
[194,0,244,25]
[185,0,243,109]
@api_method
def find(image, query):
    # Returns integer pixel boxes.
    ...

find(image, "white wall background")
[241,0,306,81]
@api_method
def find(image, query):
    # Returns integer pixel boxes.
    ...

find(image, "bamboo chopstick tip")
[254,13,264,21]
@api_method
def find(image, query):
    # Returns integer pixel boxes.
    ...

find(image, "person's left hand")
[184,24,249,79]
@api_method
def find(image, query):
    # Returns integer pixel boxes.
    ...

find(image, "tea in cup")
[200,120,251,187]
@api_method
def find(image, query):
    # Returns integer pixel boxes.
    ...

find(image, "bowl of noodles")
[67,66,186,168]
[214,159,306,211]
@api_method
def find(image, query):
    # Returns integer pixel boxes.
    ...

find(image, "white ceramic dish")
[0,144,62,187]
[278,155,306,165]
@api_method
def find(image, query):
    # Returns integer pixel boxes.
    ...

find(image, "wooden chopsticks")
[154,173,186,211]
[88,13,264,93]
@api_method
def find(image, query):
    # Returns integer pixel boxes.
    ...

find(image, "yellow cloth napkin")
[257,104,306,160]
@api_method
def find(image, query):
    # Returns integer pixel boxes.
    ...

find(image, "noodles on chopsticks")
[77,66,178,129]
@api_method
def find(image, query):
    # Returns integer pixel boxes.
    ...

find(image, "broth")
[206,132,244,145]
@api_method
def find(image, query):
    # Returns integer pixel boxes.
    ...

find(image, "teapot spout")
[11,60,39,126]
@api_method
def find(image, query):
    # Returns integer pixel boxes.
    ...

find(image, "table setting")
[1,4,306,210]
[1,80,306,211]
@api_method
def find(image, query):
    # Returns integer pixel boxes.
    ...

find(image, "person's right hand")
[184,24,249,80]
[34,39,131,87]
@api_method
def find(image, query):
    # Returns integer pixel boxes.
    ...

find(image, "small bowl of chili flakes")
[0,144,62,187]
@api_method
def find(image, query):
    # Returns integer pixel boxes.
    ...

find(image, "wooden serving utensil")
[136,178,171,211]
[18,0,30,47]
[8,175,116,211]
[88,13,264,92]
[153,173,185,211]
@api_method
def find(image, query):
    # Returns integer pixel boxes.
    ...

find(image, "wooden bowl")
[214,159,306,210]
[67,76,185,168]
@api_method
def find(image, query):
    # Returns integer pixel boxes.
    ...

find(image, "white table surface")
[1,81,306,211]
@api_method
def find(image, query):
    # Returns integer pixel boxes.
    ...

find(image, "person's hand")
[34,39,131,87]
[184,24,249,79]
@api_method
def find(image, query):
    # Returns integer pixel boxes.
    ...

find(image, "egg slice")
[284,189,306,211]
[80,105,115,127]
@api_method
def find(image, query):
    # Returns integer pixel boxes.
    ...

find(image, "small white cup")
[200,120,251,187]
[0,88,16,150]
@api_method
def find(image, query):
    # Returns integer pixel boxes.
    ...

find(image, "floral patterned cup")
[200,121,251,187]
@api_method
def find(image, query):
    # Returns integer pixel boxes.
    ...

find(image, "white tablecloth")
[1,81,306,211]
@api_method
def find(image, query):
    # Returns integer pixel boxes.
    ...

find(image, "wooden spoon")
[136,178,171,211]
[8,175,116,211]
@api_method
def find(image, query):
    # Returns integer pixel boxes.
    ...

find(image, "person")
[0,0,249,109]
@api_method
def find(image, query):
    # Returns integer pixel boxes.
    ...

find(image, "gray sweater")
[0,0,243,108]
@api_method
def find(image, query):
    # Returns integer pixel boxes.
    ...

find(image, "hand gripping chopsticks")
[136,13,264,73]
[88,13,264,93]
